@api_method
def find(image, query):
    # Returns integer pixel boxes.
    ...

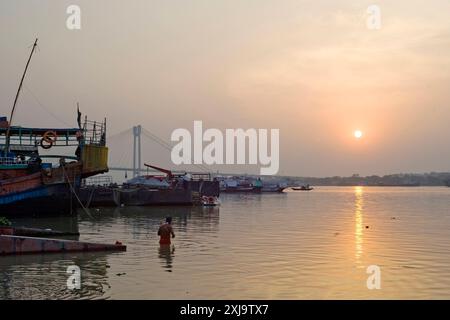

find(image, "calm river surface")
[1,187,450,299]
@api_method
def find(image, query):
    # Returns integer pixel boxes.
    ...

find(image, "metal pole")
[133,126,137,177]
[4,38,38,156]
[137,125,142,176]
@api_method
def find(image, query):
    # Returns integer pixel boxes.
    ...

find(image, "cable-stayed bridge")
[107,125,219,178]
[106,126,290,180]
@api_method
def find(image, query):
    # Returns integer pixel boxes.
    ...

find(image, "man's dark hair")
[166,217,172,224]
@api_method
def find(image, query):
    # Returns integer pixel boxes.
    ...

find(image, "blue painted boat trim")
[0,186,51,205]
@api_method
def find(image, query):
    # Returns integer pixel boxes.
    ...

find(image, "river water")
[1,187,450,299]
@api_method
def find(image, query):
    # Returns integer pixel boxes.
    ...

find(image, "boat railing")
[82,118,106,146]
[190,173,213,181]
[82,175,113,187]
[0,117,106,148]
[0,157,33,165]
[0,128,81,147]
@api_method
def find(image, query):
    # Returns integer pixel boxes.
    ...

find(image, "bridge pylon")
[133,125,142,178]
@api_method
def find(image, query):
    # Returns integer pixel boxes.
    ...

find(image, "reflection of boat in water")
[78,204,220,236]
[292,185,314,191]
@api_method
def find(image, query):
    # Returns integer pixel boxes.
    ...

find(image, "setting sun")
[354,130,363,139]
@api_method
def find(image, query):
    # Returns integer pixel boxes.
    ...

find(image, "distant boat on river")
[292,185,314,191]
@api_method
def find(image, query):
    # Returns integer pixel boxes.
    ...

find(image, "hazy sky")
[1,0,449,177]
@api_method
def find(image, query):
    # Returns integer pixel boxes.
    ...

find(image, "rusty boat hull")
[0,183,76,216]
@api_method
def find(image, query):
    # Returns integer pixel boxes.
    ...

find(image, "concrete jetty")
[0,234,126,255]
[12,227,80,237]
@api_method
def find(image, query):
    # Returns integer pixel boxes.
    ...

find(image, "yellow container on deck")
[81,144,109,176]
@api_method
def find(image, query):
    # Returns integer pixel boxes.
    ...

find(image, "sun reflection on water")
[354,186,364,263]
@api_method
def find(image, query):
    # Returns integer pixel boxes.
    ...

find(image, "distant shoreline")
[281,172,450,187]
[291,184,449,187]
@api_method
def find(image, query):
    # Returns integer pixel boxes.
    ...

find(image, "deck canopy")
[0,126,81,147]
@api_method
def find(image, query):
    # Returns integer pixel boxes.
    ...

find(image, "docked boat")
[118,164,220,206]
[261,182,288,193]
[218,176,288,193]
[118,186,194,206]
[219,176,262,193]
[78,176,120,207]
[0,39,109,216]
[0,117,109,216]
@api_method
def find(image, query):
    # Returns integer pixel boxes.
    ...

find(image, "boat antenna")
[4,38,39,156]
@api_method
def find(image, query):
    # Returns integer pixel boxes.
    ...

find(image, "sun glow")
[354,130,363,139]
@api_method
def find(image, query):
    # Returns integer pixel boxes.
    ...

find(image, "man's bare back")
[158,217,175,245]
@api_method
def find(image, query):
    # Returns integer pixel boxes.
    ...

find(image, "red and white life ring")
[40,131,58,149]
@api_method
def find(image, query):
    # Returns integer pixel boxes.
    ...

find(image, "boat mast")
[4,38,38,156]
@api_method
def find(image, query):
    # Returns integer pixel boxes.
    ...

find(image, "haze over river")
[1,187,450,299]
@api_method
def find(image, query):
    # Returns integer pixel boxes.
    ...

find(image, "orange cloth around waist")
[159,236,171,245]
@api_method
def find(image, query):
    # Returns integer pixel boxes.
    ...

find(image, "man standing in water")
[158,217,175,245]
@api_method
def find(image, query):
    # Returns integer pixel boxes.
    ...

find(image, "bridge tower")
[133,125,142,178]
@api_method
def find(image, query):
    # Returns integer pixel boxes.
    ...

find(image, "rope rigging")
[107,126,211,174]
[141,128,211,173]
[23,84,73,127]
